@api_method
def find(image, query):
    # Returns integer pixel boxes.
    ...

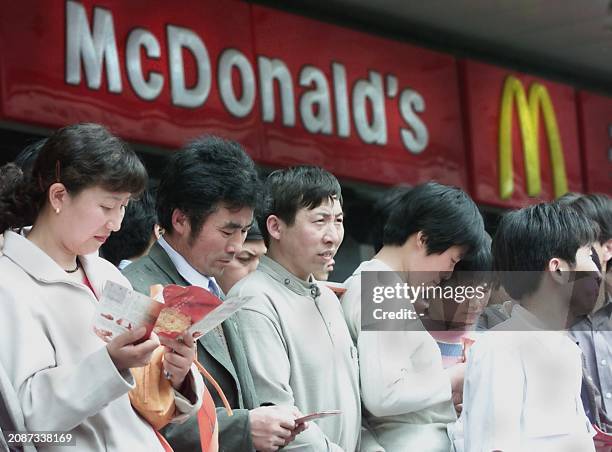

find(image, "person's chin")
[209,263,228,278]
[75,246,100,258]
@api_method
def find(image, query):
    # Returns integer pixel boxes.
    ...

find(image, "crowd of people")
[0,122,610,452]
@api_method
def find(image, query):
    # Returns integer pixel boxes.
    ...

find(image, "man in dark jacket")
[124,136,302,452]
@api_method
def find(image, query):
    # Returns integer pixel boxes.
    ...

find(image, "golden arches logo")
[498,75,569,200]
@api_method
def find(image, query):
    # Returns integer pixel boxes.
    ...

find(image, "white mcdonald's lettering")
[498,75,568,200]
[64,0,429,154]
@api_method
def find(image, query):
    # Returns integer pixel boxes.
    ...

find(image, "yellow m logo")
[498,76,569,200]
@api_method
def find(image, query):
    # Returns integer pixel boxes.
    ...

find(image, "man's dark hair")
[100,188,158,266]
[245,221,263,241]
[156,136,261,238]
[383,181,484,255]
[492,202,599,300]
[452,232,493,286]
[370,185,412,253]
[557,193,611,244]
[260,166,342,245]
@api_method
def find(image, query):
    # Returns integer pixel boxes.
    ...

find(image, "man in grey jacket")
[124,136,302,452]
[230,166,361,451]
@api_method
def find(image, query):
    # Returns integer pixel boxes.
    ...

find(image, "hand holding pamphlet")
[93,281,251,342]
[295,410,342,425]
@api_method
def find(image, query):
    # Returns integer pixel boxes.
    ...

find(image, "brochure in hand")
[93,281,251,342]
[295,410,342,425]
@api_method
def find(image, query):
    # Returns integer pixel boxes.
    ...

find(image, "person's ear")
[48,182,68,214]
[266,215,283,241]
[171,209,190,238]
[154,224,164,239]
[548,257,570,284]
[416,231,428,250]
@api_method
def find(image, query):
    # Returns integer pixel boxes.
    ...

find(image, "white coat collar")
[2,230,109,298]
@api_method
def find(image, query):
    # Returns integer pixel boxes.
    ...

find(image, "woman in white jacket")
[0,123,203,451]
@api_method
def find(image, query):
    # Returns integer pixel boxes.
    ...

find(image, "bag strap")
[197,385,220,451]
[194,360,233,417]
[155,430,174,452]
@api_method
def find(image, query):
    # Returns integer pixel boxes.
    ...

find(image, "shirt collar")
[591,298,612,330]
[259,255,321,299]
[510,304,554,331]
[157,236,220,291]
[117,259,132,270]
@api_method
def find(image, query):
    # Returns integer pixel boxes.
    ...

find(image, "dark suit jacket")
[123,242,258,452]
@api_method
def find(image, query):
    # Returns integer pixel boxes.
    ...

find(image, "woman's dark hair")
[14,138,47,177]
[383,181,485,256]
[0,123,147,232]
[259,166,342,246]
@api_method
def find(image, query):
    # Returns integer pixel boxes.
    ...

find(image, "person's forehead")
[210,205,253,226]
[81,186,131,201]
[303,198,343,215]
[444,245,466,257]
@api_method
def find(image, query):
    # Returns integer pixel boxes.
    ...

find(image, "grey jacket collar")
[259,255,320,299]
[147,241,189,287]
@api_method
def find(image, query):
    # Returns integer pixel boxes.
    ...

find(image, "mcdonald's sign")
[577,91,612,196]
[461,61,583,208]
[498,75,568,200]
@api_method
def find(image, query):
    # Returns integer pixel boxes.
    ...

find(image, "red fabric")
[82,274,97,299]
[154,431,174,452]
[197,387,218,452]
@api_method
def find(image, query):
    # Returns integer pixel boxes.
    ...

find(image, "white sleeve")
[359,330,452,417]
[171,364,205,423]
[463,335,523,452]
[0,286,134,432]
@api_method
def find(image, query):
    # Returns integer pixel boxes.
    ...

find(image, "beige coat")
[0,230,202,451]
[229,256,361,451]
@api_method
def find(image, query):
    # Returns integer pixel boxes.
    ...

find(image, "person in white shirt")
[463,202,601,452]
[341,182,486,451]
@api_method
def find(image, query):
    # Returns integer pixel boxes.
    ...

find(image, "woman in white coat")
[0,123,203,451]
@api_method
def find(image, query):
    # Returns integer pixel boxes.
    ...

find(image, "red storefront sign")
[0,0,467,189]
[250,5,467,188]
[460,60,584,208]
[577,91,612,195]
[1,1,608,205]
[0,0,262,157]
